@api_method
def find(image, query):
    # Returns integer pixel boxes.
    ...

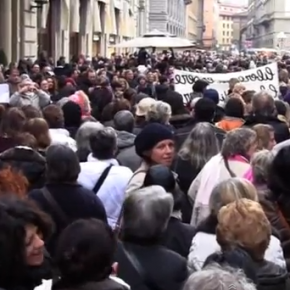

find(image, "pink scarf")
[228,155,252,182]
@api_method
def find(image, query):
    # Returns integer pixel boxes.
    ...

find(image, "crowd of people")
[1,50,290,290]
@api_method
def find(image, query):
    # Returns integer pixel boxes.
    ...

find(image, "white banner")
[174,62,279,104]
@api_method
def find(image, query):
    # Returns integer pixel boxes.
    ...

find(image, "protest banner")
[174,63,279,105]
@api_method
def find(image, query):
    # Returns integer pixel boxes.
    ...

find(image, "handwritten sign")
[174,63,279,105]
[0,83,10,103]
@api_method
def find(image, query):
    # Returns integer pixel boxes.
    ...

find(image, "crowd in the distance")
[1,50,290,290]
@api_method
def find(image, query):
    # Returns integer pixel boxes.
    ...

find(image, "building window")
[227,31,229,36]
[222,38,225,43]
[223,23,225,28]
[223,31,225,36]
[227,24,229,28]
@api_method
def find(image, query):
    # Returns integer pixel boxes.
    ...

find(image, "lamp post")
[277,32,286,54]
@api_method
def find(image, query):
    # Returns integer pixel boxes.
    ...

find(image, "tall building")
[136,0,149,36]
[232,11,248,49]
[246,0,290,49]
[217,2,247,50]
[202,0,219,48]
[185,0,199,41]
[148,0,189,36]
[0,0,137,63]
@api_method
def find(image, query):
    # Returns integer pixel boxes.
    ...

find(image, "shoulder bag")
[123,245,163,290]
[41,186,69,227]
[93,164,113,194]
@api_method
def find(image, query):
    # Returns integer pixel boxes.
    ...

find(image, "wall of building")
[217,2,246,50]
[232,14,247,47]
[0,0,138,63]
[247,0,290,50]
[203,0,217,48]
[186,0,198,40]
[148,0,187,36]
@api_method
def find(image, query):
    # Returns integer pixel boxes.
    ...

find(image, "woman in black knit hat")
[126,123,175,196]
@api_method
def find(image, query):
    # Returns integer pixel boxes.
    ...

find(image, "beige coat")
[125,161,149,196]
[188,159,250,226]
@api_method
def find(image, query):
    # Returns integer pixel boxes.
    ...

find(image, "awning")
[70,0,80,32]
[40,2,50,29]
[60,0,70,30]
[93,0,102,33]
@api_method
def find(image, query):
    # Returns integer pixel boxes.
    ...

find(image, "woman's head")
[143,165,183,212]
[0,167,29,198]
[46,144,80,183]
[178,123,219,169]
[0,197,52,287]
[145,101,172,124]
[221,128,257,160]
[224,98,244,118]
[134,123,175,166]
[101,98,131,122]
[251,150,273,186]
[75,121,104,152]
[0,107,26,138]
[252,124,276,150]
[216,198,271,261]
[42,104,64,128]
[40,79,49,91]
[22,105,43,120]
[184,265,256,290]
[56,219,115,285]
[268,145,290,194]
[24,118,51,149]
[90,127,117,160]
[143,165,175,193]
[209,178,258,217]
[122,186,173,242]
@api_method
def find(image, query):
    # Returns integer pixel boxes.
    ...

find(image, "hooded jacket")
[116,131,141,172]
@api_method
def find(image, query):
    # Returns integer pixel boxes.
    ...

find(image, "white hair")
[75,121,104,151]
[122,185,173,240]
[145,101,172,124]
[184,264,256,290]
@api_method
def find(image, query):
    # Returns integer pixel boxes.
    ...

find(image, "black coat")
[115,241,188,290]
[161,217,195,258]
[53,278,129,290]
[174,119,225,150]
[29,183,107,254]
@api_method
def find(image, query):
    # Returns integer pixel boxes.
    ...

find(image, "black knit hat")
[62,101,82,127]
[134,123,174,158]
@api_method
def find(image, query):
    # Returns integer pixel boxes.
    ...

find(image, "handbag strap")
[123,245,163,290]
[41,186,69,226]
[93,165,113,194]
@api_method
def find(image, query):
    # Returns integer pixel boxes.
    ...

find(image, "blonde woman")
[205,199,289,288]
[187,178,285,271]
[253,124,276,150]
